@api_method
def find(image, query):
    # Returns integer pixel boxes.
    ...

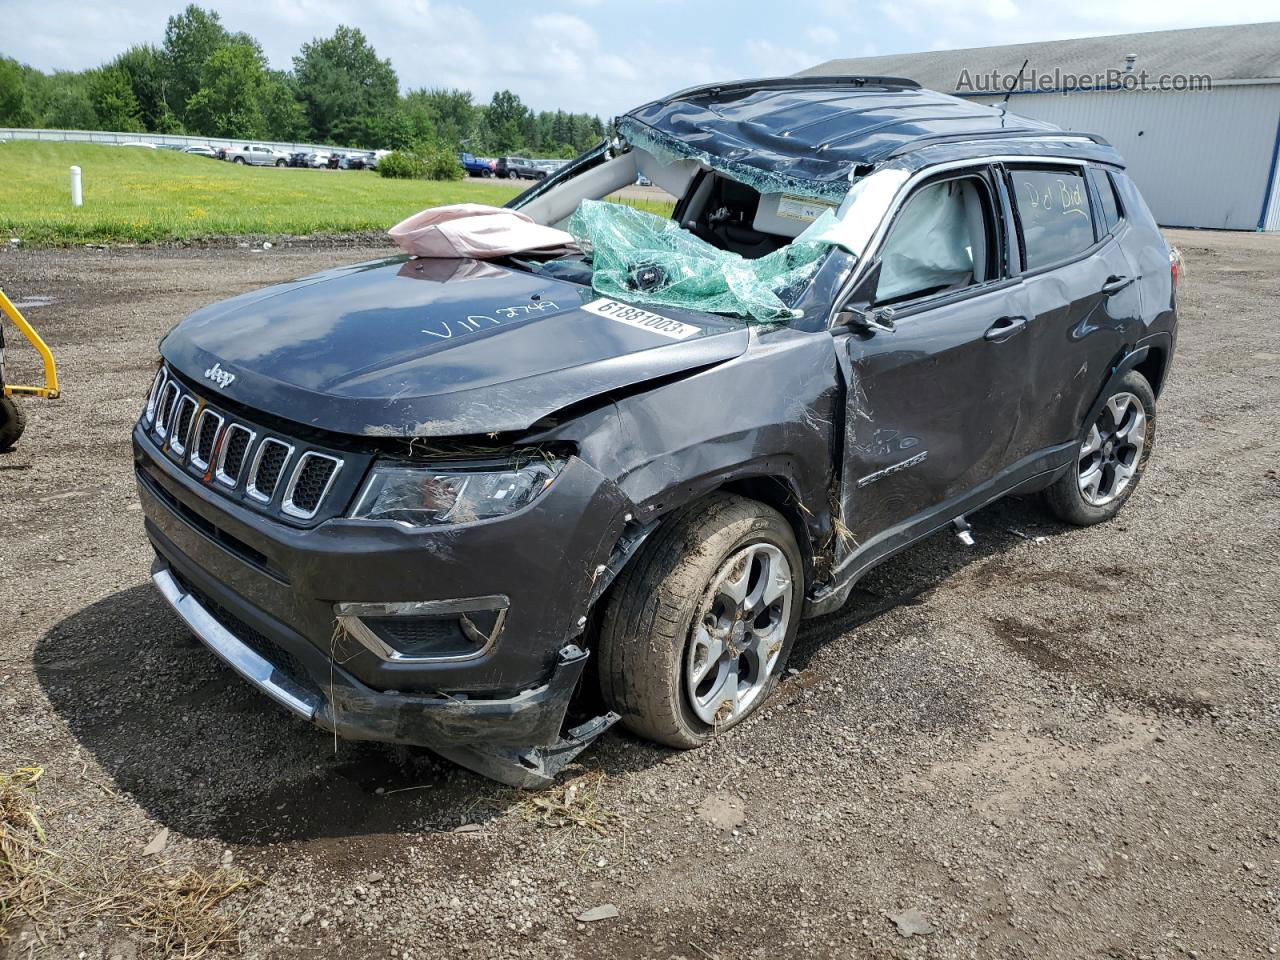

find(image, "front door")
[837,167,1033,549]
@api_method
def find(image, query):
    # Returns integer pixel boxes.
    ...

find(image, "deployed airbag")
[389,204,575,259]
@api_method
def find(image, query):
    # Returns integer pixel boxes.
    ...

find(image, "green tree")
[261,71,308,141]
[485,89,528,152]
[293,26,398,146]
[184,43,266,138]
[162,5,229,119]
[88,66,143,131]
[0,57,34,126]
[113,45,178,132]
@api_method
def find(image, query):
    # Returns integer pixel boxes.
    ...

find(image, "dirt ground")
[0,229,1277,960]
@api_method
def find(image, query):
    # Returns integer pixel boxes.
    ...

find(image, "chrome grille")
[247,438,293,503]
[169,396,198,455]
[144,369,167,424]
[215,424,254,487]
[282,453,342,519]
[190,409,224,471]
[140,371,345,521]
[155,381,180,438]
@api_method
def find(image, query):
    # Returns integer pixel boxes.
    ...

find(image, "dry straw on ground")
[1,764,258,958]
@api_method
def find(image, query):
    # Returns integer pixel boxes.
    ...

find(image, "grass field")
[0,142,676,246]
[0,142,522,245]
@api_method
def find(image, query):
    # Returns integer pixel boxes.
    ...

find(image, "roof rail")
[876,127,1112,161]
[654,74,921,105]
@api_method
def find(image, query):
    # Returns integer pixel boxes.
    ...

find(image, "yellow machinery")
[0,287,60,452]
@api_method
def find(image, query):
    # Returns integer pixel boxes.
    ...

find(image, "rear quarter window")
[1089,167,1123,234]
[1009,167,1096,271]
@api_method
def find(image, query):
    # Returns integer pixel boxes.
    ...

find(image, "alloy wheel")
[685,542,793,726]
[1078,391,1146,506]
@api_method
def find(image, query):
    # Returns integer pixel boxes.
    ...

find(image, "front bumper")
[151,559,616,786]
[133,421,628,785]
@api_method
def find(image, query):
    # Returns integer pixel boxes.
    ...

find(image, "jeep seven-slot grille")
[250,439,291,502]
[283,453,340,518]
[140,371,346,522]
[169,396,198,454]
[191,410,223,470]
[216,424,253,486]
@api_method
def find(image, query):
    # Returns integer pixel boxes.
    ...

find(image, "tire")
[0,396,27,452]
[275,159,285,167]
[481,169,492,178]
[598,494,804,749]
[233,156,246,165]
[1043,369,1156,526]
[507,170,519,180]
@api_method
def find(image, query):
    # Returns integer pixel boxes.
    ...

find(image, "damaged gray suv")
[134,75,1178,786]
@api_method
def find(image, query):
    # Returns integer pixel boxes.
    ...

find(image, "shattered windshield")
[566,200,836,323]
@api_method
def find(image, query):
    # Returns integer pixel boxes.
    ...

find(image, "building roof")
[622,77,1081,196]
[799,21,1280,93]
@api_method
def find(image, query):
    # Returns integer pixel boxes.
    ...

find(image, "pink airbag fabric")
[388,203,575,259]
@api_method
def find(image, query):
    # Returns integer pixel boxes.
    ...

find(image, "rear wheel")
[1043,369,1155,525]
[275,159,285,167]
[598,494,803,748]
[0,397,27,452]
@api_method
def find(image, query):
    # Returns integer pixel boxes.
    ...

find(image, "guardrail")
[0,127,368,158]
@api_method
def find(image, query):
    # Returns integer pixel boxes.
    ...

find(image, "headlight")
[350,460,561,527]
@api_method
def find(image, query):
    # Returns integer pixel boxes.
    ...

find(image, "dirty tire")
[1044,369,1156,526]
[598,494,804,749]
[0,397,27,452]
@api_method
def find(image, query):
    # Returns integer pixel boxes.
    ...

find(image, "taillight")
[1170,248,1181,292]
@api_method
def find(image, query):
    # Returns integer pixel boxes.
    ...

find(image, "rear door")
[836,164,1033,547]
[1001,163,1143,460]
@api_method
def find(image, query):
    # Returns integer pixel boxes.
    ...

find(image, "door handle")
[1102,274,1137,295]
[984,315,1028,342]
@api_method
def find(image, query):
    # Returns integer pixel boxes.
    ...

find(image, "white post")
[69,165,82,207]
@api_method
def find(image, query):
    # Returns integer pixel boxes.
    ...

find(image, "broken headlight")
[349,460,561,527]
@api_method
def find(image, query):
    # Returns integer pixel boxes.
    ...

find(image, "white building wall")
[965,84,1280,230]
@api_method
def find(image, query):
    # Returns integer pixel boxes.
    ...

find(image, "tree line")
[0,5,607,157]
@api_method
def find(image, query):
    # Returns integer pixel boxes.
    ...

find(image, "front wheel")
[233,156,246,164]
[0,397,28,452]
[598,494,803,748]
[1043,369,1156,526]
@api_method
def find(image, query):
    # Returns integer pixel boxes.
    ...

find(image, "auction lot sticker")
[582,298,700,340]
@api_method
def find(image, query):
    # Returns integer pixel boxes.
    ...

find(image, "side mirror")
[836,258,896,333]
[838,305,897,333]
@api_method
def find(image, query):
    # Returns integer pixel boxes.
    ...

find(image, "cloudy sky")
[2,0,1276,116]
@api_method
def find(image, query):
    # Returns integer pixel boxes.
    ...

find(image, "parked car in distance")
[287,151,312,168]
[182,145,219,159]
[224,144,289,166]
[135,75,1177,788]
[366,150,391,171]
[495,156,546,180]
[635,173,653,187]
[460,152,496,177]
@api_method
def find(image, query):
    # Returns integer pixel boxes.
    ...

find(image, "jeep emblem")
[204,361,236,389]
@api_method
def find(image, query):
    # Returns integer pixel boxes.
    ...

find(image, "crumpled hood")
[161,256,748,437]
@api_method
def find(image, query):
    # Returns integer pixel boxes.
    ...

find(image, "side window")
[1008,167,1096,270]
[1089,167,1123,234]
[874,175,996,305]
